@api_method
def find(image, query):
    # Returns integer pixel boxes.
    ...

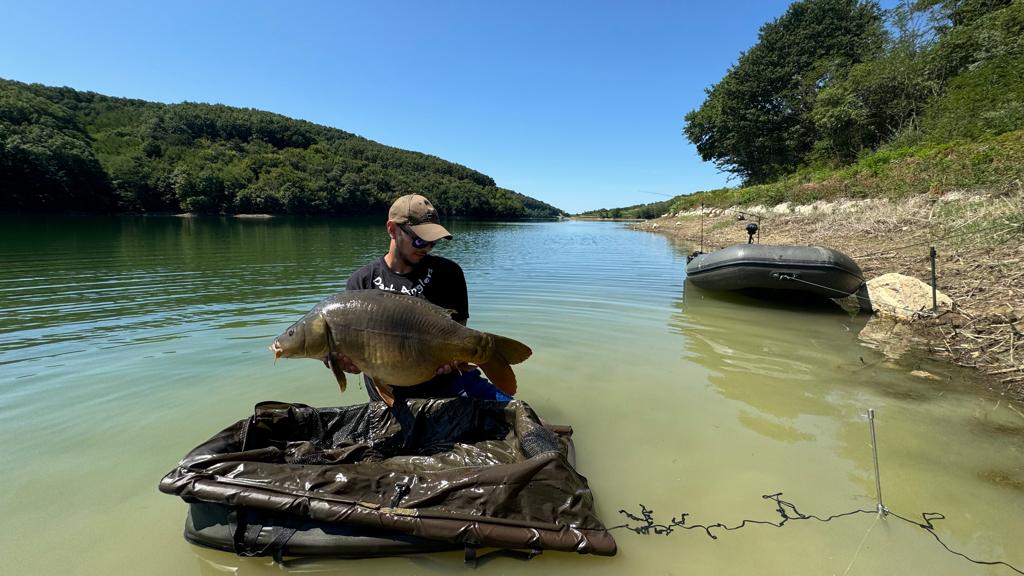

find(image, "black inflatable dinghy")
[686,244,864,297]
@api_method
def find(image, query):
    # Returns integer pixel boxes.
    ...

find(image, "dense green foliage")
[580,0,1022,219]
[683,0,887,183]
[674,128,1023,210]
[579,127,1024,219]
[682,0,1021,187]
[0,84,118,211]
[577,200,674,220]
[0,80,562,218]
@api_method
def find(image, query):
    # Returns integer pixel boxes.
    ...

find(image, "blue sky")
[1,1,883,213]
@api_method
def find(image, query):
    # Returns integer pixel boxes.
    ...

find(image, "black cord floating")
[612,493,1023,575]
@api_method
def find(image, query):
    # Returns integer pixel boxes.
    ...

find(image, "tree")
[0,84,116,211]
[0,78,563,218]
[916,0,1013,33]
[683,0,886,183]
[811,49,936,162]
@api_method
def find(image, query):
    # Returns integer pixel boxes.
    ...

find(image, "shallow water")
[1,216,1021,575]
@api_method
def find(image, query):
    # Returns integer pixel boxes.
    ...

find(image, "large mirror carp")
[270,290,531,405]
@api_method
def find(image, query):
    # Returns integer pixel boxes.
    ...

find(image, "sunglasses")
[399,224,438,249]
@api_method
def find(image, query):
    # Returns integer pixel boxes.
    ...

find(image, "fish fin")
[322,316,347,393]
[326,355,348,393]
[478,357,517,396]
[374,381,396,408]
[491,334,532,365]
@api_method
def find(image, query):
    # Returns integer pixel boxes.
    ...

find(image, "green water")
[1,216,1021,575]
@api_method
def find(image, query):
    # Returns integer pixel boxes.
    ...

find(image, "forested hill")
[579,0,1024,218]
[0,79,563,218]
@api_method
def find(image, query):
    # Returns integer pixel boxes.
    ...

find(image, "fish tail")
[491,334,532,365]
[477,334,532,396]
[478,357,517,396]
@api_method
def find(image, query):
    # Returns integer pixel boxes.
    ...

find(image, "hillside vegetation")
[581,0,1023,219]
[0,79,562,218]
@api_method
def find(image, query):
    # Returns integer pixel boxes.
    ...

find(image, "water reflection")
[1,217,1021,575]
[671,279,1024,571]
[674,282,871,412]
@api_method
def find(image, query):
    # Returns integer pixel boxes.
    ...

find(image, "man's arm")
[446,260,470,325]
[435,260,470,372]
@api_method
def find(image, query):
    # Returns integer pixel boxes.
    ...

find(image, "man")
[337,194,512,403]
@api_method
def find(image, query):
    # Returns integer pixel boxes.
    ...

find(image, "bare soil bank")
[632,189,1024,401]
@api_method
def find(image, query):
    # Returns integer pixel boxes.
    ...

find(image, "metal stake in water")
[930,247,938,312]
[867,408,888,516]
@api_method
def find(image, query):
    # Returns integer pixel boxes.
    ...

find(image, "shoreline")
[632,190,1024,402]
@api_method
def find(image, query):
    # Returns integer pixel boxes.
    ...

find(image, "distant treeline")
[580,0,1023,218]
[0,79,563,218]
[580,200,674,220]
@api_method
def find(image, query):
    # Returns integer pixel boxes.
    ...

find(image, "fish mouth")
[269,341,283,363]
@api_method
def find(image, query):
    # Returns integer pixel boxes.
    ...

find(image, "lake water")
[1,216,1021,575]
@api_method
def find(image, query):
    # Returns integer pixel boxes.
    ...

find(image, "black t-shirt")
[345,254,469,399]
[346,255,469,323]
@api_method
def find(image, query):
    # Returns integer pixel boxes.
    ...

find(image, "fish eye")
[288,329,295,337]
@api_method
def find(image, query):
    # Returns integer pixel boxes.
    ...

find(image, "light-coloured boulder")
[837,200,867,213]
[864,272,953,320]
[857,317,916,359]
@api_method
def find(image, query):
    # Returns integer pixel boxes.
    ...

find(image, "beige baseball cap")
[388,194,453,241]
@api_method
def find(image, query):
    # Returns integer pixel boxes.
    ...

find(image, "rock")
[858,316,916,359]
[795,201,832,215]
[910,370,941,380]
[863,273,953,320]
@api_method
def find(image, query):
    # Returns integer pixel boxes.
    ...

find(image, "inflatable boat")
[685,244,864,298]
[159,399,617,560]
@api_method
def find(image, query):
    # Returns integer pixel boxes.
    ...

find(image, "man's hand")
[436,362,473,375]
[324,354,362,374]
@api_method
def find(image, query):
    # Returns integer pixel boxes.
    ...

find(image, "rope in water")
[775,274,940,319]
[611,493,1024,574]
